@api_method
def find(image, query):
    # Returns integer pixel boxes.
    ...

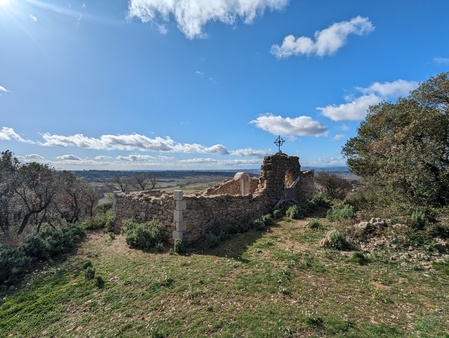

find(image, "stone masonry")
[114,152,314,243]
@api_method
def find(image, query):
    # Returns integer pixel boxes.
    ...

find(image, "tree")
[53,171,99,224]
[14,162,58,235]
[342,72,449,208]
[131,172,157,191]
[0,151,20,234]
[107,173,130,192]
[315,171,352,200]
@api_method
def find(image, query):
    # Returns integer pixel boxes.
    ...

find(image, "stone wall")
[114,152,315,243]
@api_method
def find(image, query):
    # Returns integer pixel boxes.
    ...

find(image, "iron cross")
[274,135,285,152]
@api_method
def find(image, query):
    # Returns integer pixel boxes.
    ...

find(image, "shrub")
[173,239,186,255]
[286,205,303,219]
[95,276,105,288]
[410,209,429,230]
[23,224,85,260]
[306,220,321,230]
[84,266,96,281]
[122,219,166,250]
[320,230,354,251]
[351,252,369,265]
[0,246,31,286]
[273,209,283,219]
[326,204,355,222]
[83,213,114,231]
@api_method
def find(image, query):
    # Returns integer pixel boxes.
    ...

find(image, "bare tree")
[107,173,130,192]
[131,172,157,191]
[0,150,20,234]
[315,171,352,200]
[15,162,58,235]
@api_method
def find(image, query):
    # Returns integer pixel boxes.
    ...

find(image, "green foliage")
[272,209,283,219]
[306,219,321,230]
[122,219,166,250]
[351,252,369,265]
[84,266,96,281]
[323,230,354,251]
[342,72,449,208]
[431,260,449,275]
[173,239,186,255]
[83,213,114,231]
[95,276,105,289]
[0,246,31,286]
[326,204,355,222]
[286,205,303,219]
[410,209,429,230]
[23,224,86,260]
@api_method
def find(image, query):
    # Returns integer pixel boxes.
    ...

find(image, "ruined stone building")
[114,152,314,243]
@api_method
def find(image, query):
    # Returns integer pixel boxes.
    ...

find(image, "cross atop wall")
[274,135,285,153]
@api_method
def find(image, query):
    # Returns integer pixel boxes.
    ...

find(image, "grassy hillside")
[1,217,449,337]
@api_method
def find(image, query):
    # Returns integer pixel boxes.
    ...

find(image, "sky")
[1,0,449,171]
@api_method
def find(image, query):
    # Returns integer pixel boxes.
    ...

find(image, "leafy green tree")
[342,72,449,208]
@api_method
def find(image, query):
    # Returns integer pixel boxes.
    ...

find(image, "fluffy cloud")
[318,79,419,121]
[0,127,32,143]
[332,134,345,141]
[40,132,230,154]
[25,154,45,160]
[251,114,328,137]
[116,154,157,162]
[0,85,10,93]
[271,16,374,58]
[231,148,271,158]
[127,0,288,39]
[56,154,82,161]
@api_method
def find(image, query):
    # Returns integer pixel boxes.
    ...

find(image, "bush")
[306,220,321,230]
[83,213,114,231]
[122,219,166,250]
[286,205,303,219]
[326,204,355,222]
[410,209,429,230]
[173,239,186,255]
[23,224,85,260]
[351,252,369,265]
[0,246,31,286]
[273,209,283,219]
[320,230,354,251]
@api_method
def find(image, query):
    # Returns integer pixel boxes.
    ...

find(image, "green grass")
[1,219,449,337]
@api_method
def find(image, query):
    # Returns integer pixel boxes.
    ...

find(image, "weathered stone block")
[176,200,186,211]
[177,221,186,232]
[174,190,183,201]
[173,210,183,222]
[173,231,183,240]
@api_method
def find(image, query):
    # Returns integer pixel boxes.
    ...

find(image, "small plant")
[0,246,31,286]
[351,252,369,265]
[84,266,96,281]
[95,275,105,288]
[320,230,354,251]
[306,219,321,230]
[326,204,355,222]
[273,209,283,219]
[286,205,303,219]
[173,239,186,255]
[303,310,324,328]
[410,209,428,229]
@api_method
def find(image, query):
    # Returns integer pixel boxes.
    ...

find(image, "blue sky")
[1,0,448,171]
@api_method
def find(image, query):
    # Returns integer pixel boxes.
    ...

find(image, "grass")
[1,219,449,337]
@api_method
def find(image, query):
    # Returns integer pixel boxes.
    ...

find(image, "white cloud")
[271,16,374,58]
[116,154,156,162]
[29,14,37,22]
[332,134,345,141]
[0,127,33,143]
[434,57,449,65]
[94,155,113,160]
[318,79,419,121]
[127,0,288,39]
[40,131,230,155]
[251,114,328,137]
[56,154,82,161]
[232,148,271,158]
[25,154,45,160]
[0,85,10,93]
[357,79,418,97]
